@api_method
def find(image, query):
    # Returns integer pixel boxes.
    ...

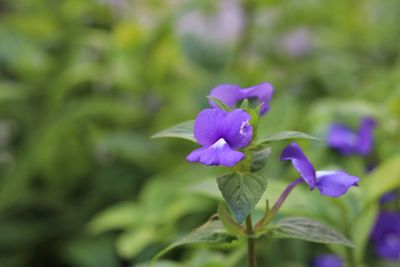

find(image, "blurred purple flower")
[371,211,400,261]
[313,254,343,267]
[209,82,274,115]
[186,108,252,167]
[176,0,244,45]
[281,143,359,197]
[281,28,313,58]
[380,191,398,204]
[327,117,376,156]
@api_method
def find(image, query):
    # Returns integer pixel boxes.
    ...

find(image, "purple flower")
[371,211,400,261]
[281,27,313,58]
[327,117,376,156]
[313,254,343,267]
[380,192,398,205]
[281,143,359,197]
[186,108,253,167]
[176,0,244,46]
[209,82,274,115]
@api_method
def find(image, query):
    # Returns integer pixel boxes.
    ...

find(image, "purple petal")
[222,109,253,149]
[193,108,227,147]
[280,143,316,188]
[357,117,376,155]
[186,138,244,167]
[374,238,400,261]
[371,212,400,261]
[326,123,358,155]
[209,84,243,108]
[315,170,359,197]
[371,212,400,241]
[313,254,343,267]
[242,82,274,115]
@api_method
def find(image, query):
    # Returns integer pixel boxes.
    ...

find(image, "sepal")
[207,96,232,111]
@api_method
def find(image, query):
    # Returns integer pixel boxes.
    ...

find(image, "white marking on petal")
[345,133,358,146]
[385,234,400,246]
[316,170,338,178]
[239,120,250,135]
[211,138,228,149]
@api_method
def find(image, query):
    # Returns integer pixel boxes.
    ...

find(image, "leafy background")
[0,0,399,266]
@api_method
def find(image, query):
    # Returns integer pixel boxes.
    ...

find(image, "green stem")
[245,215,256,267]
[346,246,356,267]
[333,199,356,267]
[256,178,303,229]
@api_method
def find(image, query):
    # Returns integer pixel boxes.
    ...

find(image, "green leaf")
[272,217,353,247]
[362,155,400,203]
[151,120,196,143]
[117,226,156,258]
[207,96,231,111]
[65,236,119,267]
[250,147,271,172]
[88,202,139,234]
[217,202,245,236]
[217,173,267,224]
[151,220,235,264]
[251,131,321,149]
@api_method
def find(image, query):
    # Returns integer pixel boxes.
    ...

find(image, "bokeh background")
[0,0,399,266]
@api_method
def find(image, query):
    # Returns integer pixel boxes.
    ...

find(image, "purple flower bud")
[371,212,400,261]
[313,254,343,267]
[186,108,253,167]
[327,117,376,156]
[281,143,359,197]
[209,82,274,115]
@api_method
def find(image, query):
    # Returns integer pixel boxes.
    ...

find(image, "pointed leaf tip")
[252,131,321,149]
[151,120,196,143]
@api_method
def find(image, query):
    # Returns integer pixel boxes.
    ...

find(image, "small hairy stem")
[245,215,256,267]
[256,177,304,228]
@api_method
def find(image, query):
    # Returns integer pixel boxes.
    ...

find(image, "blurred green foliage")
[0,0,399,266]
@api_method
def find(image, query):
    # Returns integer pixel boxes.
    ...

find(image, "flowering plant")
[327,117,376,156]
[152,83,367,267]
